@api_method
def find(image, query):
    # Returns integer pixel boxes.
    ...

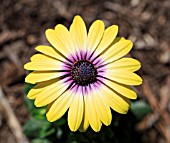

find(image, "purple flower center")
[71,60,97,86]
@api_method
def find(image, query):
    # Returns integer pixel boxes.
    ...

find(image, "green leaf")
[24,96,35,111]
[23,117,53,138]
[24,97,47,120]
[56,127,63,139]
[31,138,52,143]
[53,118,66,126]
[32,107,47,120]
[130,100,151,119]
[40,127,55,138]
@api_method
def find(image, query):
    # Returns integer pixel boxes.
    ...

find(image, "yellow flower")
[24,15,142,132]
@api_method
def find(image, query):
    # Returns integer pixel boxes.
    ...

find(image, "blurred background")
[0,0,170,143]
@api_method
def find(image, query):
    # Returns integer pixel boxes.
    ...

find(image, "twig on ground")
[135,78,170,143]
[0,86,29,143]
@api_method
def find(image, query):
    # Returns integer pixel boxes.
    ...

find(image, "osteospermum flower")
[24,15,142,132]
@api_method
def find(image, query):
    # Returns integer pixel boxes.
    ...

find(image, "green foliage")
[24,97,47,120]
[23,117,54,138]
[23,84,151,143]
[131,100,152,120]
[24,83,35,95]
[31,139,53,143]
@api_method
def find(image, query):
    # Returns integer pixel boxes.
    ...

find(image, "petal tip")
[24,63,28,70]
[45,29,53,37]
[112,25,118,30]
[24,63,32,70]
[74,15,82,19]
[25,76,30,83]
[34,99,43,107]
[73,15,85,24]
[27,93,35,100]
[55,24,66,31]
[46,113,54,122]
[139,77,143,85]
[35,45,45,51]
[133,95,137,100]
[25,76,36,84]
[126,40,133,47]
[68,123,79,132]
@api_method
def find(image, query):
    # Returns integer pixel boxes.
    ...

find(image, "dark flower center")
[71,60,97,86]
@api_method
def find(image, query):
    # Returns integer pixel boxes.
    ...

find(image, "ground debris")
[0,0,169,143]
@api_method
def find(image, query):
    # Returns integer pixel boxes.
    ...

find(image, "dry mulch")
[0,0,169,143]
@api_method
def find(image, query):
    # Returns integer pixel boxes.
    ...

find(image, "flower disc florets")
[71,60,97,86]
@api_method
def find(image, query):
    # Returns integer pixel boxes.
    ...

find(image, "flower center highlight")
[71,60,97,86]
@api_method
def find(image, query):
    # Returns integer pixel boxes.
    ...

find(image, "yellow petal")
[78,93,89,132]
[24,61,64,71]
[27,85,42,99]
[54,24,75,55]
[70,15,87,52]
[45,25,73,57]
[34,78,72,107]
[94,25,118,56]
[79,111,89,132]
[46,100,55,113]
[68,86,84,131]
[101,78,137,99]
[91,84,112,126]
[27,79,59,99]
[46,89,74,122]
[101,40,133,63]
[30,54,57,62]
[87,20,104,57]
[35,45,65,62]
[104,70,142,85]
[105,58,141,72]
[99,84,130,114]
[111,37,125,45]
[25,71,63,84]
[85,87,102,132]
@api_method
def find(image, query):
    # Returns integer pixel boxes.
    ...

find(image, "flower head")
[24,15,142,132]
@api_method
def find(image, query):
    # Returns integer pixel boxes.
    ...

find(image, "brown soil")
[0,0,169,143]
